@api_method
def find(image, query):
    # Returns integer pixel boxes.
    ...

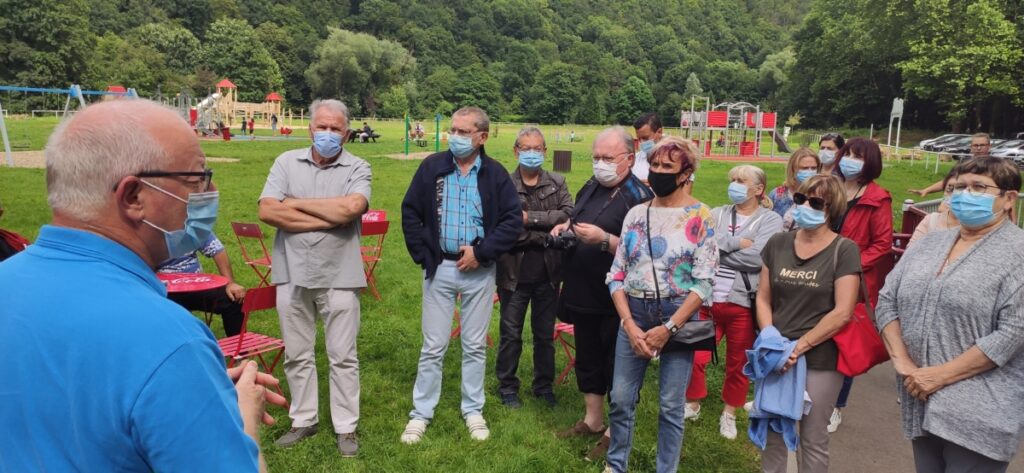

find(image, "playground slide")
[767,130,792,153]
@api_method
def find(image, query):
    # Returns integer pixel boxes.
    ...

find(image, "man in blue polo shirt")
[0,100,282,472]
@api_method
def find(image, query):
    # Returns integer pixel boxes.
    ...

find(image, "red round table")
[157,272,229,294]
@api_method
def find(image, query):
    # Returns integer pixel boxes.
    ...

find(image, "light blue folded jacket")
[744,326,809,451]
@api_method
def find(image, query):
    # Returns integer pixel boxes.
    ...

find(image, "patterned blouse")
[607,202,719,301]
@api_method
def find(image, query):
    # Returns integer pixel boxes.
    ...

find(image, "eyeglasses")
[952,182,1004,195]
[449,127,480,138]
[592,152,631,164]
[136,169,214,192]
[969,143,990,149]
[516,146,546,153]
[793,192,827,211]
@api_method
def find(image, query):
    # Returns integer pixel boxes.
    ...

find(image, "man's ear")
[114,177,146,223]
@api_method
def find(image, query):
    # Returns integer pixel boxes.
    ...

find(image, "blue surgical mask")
[792,205,827,229]
[312,131,343,158]
[819,149,836,165]
[639,139,655,154]
[950,191,1001,228]
[142,181,219,259]
[839,157,864,179]
[449,134,477,159]
[518,150,544,169]
[796,169,816,183]
[728,182,749,204]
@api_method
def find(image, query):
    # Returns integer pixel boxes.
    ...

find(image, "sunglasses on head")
[793,192,827,211]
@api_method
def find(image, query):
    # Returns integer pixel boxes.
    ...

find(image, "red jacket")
[840,181,893,306]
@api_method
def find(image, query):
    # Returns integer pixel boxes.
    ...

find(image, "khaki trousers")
[277,284,360,434]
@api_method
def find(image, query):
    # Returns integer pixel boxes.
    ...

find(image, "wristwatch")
[664,319,679,334]
[600,232,610,252]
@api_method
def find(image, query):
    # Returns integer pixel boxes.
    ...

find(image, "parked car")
[946,139,1007,160]
[990,141,1024,166]
[931,136,974,157]
[919,133,965,149]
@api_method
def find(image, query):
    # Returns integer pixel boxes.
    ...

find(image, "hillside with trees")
[1,0,1021,134]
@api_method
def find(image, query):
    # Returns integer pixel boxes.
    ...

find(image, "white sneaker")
[743,401,754,411]
[400,419,428,444]
[719,411,737,440]
[827,408,842,433]
[465,414,490,441]
[684,402,701,421]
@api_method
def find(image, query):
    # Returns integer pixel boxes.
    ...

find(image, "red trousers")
[686,302,756,407]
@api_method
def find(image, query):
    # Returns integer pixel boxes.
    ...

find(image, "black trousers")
[569,308,619,395]
[496,282,557,395]
[168,287,244,337]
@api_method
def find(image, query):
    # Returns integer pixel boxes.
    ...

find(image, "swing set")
[0,84,137,166]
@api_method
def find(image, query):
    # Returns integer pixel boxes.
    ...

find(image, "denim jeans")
[496,282,556,395]
[607,296,696,473]
[410,260,496,421]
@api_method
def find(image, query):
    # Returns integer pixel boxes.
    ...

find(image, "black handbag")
[644,203,717,354]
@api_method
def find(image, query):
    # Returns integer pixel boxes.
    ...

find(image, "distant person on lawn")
[0,99,283,472]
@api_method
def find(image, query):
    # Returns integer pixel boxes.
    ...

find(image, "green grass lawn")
[0,117,951,472]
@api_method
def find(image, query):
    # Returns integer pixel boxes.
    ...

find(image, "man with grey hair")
[259,98,371,457]
[400,106,522,444]
[495,126,573,409]
[0,100,282,471]
[550,126,652,461]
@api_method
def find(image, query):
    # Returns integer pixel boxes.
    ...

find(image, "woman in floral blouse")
[603,136,719,473]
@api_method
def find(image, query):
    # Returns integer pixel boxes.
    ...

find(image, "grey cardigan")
[711,205,783,308]
[875,222,1024,462]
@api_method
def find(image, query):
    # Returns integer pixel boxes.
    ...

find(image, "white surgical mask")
[593,160,621,186]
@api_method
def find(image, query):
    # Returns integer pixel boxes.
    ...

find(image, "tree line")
[1,0,1021,134]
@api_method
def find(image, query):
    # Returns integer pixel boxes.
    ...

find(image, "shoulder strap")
[645,203,662,313]
[833,237,877,321]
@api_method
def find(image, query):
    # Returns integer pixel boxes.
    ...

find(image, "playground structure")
[214,79,281,128]
[681,96,791,159]
[187,79,284,138]
[0,84,137,166]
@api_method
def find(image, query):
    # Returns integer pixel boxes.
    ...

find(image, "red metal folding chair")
[231,222,272,287]
[450,293,497,347]
[217,286,286,400]
[360,219,389,300]
[553,323,576,385]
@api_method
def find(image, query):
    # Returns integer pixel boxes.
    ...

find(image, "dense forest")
[1,0,1022,134]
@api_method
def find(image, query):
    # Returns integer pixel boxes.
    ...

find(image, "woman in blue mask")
[829,137,893,433]
[818,133,845,176]
[685,165,782,441]
[909,165,962,245]
[756,174,862,473]
[876,157,1024,473]
[770,148,821,230]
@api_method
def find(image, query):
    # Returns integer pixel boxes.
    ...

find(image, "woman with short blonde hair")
[770,148,820,230]
[684,164,783,440]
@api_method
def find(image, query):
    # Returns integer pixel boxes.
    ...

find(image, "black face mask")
[648,171,685,197]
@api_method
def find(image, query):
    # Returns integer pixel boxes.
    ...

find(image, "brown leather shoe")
[585,435,611,462]
[555,420,604,439]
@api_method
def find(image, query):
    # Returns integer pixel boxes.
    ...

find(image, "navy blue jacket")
[401,147,523,279]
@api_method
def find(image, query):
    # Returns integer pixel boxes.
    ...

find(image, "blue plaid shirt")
[439,156,484,253]
[156,236,224,273]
